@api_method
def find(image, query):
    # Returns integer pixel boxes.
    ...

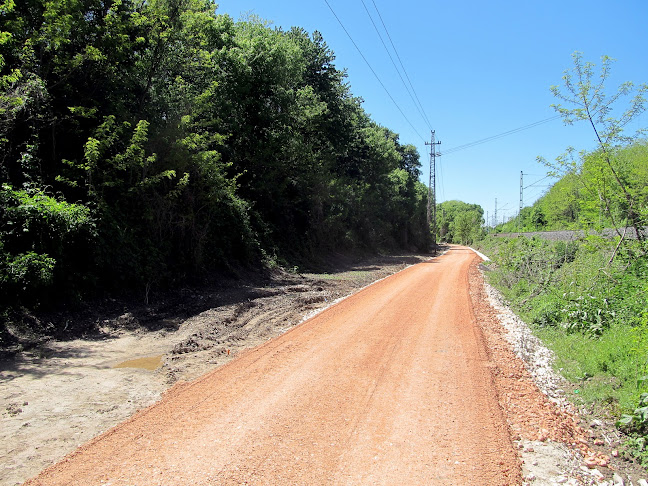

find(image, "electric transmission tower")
[425,130,441,252]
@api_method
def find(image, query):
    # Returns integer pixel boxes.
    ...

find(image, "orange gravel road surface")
[27,247,521,485]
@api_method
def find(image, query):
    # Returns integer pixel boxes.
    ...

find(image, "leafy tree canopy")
[0,0,430,317]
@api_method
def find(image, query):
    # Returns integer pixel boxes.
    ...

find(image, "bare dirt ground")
[22,247,522,485]
[1,253,428,486]
[3,248,646,485]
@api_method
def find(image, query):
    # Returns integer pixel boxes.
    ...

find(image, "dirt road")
[26,247,520,485]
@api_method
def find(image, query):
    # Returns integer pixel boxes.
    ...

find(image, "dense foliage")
[0,0,429,315]
[437,200,484,245]
[498,142,648,234]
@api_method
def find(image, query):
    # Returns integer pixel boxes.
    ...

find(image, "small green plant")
[530,296,563,327]
[562,292,614,335]
[261,249,279,270]
[618,390,648,431]
[3,251,56,289]
[553,241,578,268]
[623,436,648,465]
[617,303,648,464]
[618,389,648,465]
[0,185,96,307]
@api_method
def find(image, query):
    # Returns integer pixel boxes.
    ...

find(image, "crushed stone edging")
[478,257,611,486]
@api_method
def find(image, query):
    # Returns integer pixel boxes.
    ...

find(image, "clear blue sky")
[215,0,648,226]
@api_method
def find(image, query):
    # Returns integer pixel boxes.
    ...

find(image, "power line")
[361,0,432,131]
[359,0,427,129]
[323,0,426,143]
[525,186,548,199]
[523,188,549,204]
[370,0,432,129]
[524,174,553,190]
[442,115,562,155]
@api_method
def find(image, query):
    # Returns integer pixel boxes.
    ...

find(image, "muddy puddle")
[113,355,163,371]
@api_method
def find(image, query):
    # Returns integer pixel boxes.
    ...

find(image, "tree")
[437,200,484,244]
[542,52,647,255]
[0,1,431,323]
[536,172,581,229]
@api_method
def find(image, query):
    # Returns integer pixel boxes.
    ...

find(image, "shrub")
[0,184,96,306]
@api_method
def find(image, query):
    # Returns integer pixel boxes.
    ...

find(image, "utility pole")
[425,130,441,253]
[519,171,523,232]
[494,198,498,228]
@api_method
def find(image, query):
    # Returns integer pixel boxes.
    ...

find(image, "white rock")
[483,283,571,407]
[589,469,605,480]
[613,472,625,486]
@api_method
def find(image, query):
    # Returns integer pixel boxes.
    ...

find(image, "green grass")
[535,321,640,414]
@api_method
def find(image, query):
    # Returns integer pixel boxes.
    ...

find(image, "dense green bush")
[0,184,96,305]
[479,235,630,336]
